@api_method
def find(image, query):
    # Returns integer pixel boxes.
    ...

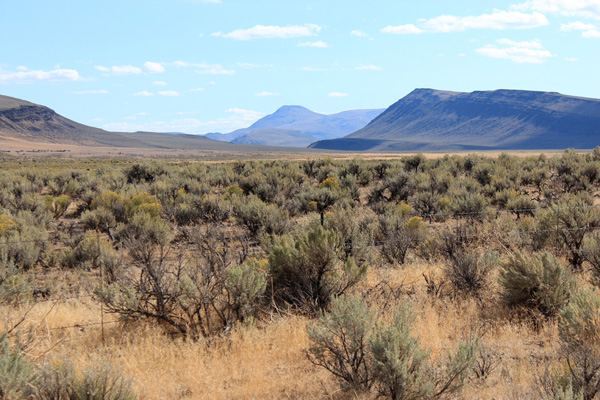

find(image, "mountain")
[0,94,311,152]
[231,128,317,147]
[309,89,600,151]
[206,105,384,146]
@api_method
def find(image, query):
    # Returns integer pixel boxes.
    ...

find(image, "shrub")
[369,304,478,400]
[444,250,498,296]
[323,205,376,265]
[378,215,427,265]
[499,251,575,317]
[557,290,600,400]
[538,195,600,269]
[0,255,33,304]
[98,226,263,339]
[306,296,376,390]
[32,359,137,400]
[81,208,117,231]
[269,226,367,312]
[233,195,289,236]
[0,333,33,399]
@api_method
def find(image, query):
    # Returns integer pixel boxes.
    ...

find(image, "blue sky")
[1,0,599,134]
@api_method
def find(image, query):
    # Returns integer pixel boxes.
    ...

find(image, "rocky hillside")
[309,89,600,151]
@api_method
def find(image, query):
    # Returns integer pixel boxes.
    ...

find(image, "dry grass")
[0,261,570,399]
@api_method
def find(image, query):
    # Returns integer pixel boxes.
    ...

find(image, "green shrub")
[557,290,600,400]
[323,205,376,265]
[32,359,137,400]
[499,251,575,317]
[225,259,268,322]
[306,296,376,390]
[0,255,33,304]
[444,250,498,296]
[538,195,600,269]
[269,226,367,312]
[378,215,427,265]
[233,195,289,236]
[0,333,33,399]
[369,304,477,400]
[81,207,117,231]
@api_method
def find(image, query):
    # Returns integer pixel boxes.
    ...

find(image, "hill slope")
[207,105,383,146]
[231,128,317,147]
[0,94,313,152]
[309,89,600,151]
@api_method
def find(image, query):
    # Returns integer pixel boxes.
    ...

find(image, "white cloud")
[237,62,274,68]
[356,64,382,71]
[190,88,205,92]
[350,30,369,37]
[158,91,179,96]
[383,10,548,34]
[144,61,165,73]
[172,61,235,75]
[95,66,110,72]
[255,91,280,97]
[0,68,80,83]
[476,38,553,63]
[152,81,167,86]
[134,91,154,96]
[103,108,265,134]
[299,40,329,48]
[328,92,349,97]
[112,65,143,75]
[381,24,424,34]
[422,10,549,32]
[561,21,600,37]
[513,0,600,19]
[16,66,28,71]
[212,24,321,40]
[73,89,109,94]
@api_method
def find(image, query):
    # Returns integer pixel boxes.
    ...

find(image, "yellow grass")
[0,261,568,399]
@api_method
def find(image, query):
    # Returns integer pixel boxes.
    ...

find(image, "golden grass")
[0,261,571,399]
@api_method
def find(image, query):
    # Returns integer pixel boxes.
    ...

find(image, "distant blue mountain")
[205,105,384,146]
[310,89,600,151]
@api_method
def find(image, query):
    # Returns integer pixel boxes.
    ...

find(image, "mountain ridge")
[206,105,384,146]
[310,88,600,151]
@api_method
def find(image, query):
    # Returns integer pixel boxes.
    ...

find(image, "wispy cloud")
[476,38,553,63]
[513,0,600,20]
[158,91,179,96]
[255,91,280,97]
[382,10,549,34]
[561,21,600,37]
[356,64,382,71]
[102,108,265,134]
[144,61,165,73]
[190,88,205,92]
[299,40,329,48]
[237,62,274,68]
[152,81,167,86]
[328,92,349,97]
[0,68,80,83]
[381,24,423,34]
[73,89,109,94]
[134,90,154,96]
[172,61,235,75]
[350,30,369,37]
[212,24,321,40]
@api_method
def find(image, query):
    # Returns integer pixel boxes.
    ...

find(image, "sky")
[1,0,599,135]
